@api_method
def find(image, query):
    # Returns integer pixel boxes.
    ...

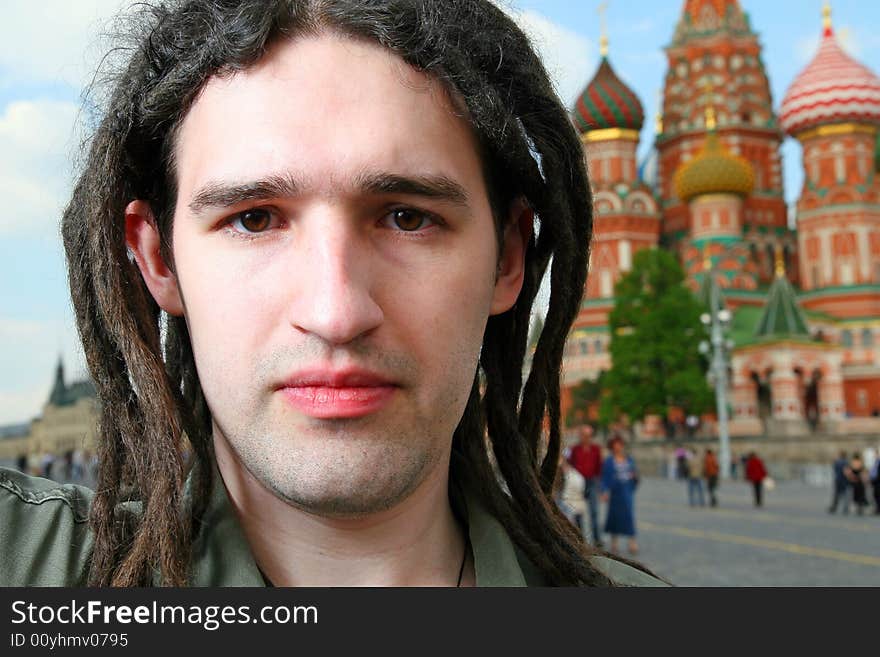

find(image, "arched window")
[862,329,874,348]
[856,143,867,180]
[580,339,589,355]
[841,330,854,347]
[832,142,845,183]
[594,340,603,355]
[600,270,613,298]
[618,240,632,271]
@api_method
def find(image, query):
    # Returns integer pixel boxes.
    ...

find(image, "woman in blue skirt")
[600,435,639,555]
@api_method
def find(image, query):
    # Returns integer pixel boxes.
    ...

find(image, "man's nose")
[287,213,384,345]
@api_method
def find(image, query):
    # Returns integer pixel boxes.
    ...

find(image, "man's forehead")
[184,32,458,133]
[172,32,484,205]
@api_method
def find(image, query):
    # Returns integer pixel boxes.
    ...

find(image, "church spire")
[822,1,833,36]
[598,2,609,57]
[48,355,66,406]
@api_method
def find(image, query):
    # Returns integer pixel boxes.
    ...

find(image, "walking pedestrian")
[703,448,720,507]
[828,450,851,514]
[675,448,689,480]
[686,450,705,507]
[845,453,870,515]
[566,425,604,547]
[745,452,767,507]
[62,450,74,481]
[600,435,639,556]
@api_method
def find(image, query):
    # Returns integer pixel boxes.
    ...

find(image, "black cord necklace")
[456,537,470,587]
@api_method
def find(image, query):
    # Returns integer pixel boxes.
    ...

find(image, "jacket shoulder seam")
[0,471,90,524]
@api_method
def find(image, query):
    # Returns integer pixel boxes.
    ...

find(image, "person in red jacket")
[567,425,604,547]
[745,452,768,507]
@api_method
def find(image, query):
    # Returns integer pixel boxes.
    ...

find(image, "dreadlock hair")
[62,0,607,586]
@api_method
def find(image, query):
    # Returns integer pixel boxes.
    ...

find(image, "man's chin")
[262,474,421,518]
[248,450,435,518]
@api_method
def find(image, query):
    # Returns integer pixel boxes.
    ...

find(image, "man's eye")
[230,208,274,233]
[385,208,433,232]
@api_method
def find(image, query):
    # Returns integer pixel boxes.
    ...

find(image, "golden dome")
[674,132,755,202]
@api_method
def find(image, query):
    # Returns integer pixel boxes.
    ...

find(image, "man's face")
[580,426,593,445]
[138,35,525,517]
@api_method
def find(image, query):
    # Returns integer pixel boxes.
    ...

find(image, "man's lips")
[276,369,399,419]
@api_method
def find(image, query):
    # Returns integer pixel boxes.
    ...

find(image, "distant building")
[0,357,97,464]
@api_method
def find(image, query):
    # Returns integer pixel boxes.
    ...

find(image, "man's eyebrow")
[188,174,299,215]
[187,171,470,215]
[354,172,470,206]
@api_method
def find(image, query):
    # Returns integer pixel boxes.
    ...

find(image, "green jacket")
[0,466,666,587]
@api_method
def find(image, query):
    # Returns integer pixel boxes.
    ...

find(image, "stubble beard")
[213,397,454,518]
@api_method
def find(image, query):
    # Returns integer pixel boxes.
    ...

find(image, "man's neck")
[213,439,472,586]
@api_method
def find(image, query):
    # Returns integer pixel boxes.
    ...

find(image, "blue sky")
[1,1,878,425]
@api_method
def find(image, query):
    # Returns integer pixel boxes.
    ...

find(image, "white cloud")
[0,99,80,238]
[0,0,134,92]
[500,6,596,107]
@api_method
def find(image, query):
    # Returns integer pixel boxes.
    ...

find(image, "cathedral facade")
[563,0,880,437]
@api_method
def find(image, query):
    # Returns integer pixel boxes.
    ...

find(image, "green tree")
[599,249,713,427]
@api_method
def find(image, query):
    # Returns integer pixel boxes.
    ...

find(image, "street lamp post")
[699,273,734,480]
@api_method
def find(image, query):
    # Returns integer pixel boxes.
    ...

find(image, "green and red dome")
[573,56,644,135]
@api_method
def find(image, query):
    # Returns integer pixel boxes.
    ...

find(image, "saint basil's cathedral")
[562,0,880,437]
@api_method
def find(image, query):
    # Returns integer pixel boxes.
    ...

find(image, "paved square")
[601,477,880,586]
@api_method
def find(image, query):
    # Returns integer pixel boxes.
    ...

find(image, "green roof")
[729,304,764,347]
[754,274,810,339]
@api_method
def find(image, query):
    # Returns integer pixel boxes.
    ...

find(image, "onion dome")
[572,55,644,135]
[674,113,754,202]
[779,6,880,136]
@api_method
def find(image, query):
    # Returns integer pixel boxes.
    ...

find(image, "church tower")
[779,3,880,315]
[779,3,880,417]
[674,100,760,293]
[657,0,792,290]
[564,16,661,390]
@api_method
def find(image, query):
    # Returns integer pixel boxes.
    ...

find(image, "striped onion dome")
[674,131,754,202]
[779,21,880,136]
[572,56,644,134]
